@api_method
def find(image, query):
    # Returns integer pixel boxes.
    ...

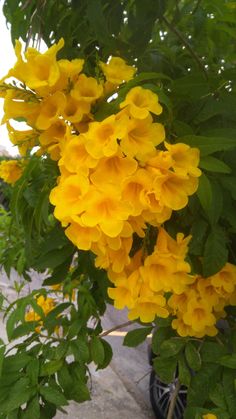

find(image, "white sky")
[0,4,17,155]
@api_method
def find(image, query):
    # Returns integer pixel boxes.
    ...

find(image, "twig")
[167,379,181,419]
[192,0,202,15]
[99,321,134,337]
[162,15,208,80]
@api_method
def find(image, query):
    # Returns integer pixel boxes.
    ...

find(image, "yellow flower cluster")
[0,159,23,183]
[108,227,236,337]
[25,295,55,332]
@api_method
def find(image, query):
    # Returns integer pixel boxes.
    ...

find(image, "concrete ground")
[0,269,156,419]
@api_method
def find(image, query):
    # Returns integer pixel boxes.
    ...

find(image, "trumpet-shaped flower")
[120,86,162,119]
[62,95,90,123]
[164,142,202,177]
[59,134,98,175]
[210,263,236,294]
[90,153,137,187]
[2,89,39,126]
[0,160,23,184]
[122,169,153,216]
[36,91,66,130]
[84,114,127,159]
[7,122,38,156]
[183,298,216,333]
[71,73,103,103]
[65,220,101,250]
[6,39,64,93]
[128,292,168,322]
[49,174,89,221]
[120,115,165,160]
[99,57,136,85]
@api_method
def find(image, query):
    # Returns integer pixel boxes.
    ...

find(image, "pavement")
[0,269,156,419]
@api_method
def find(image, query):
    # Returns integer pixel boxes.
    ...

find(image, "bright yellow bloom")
[36,91,66,130]
[59,134,98,175]
[54,58,84,91]
[7,122,38,156]
[2,89,39,126]
[210,263,236,294]
[128,293,168,323]
[120,115,165,160]
[39,120,68,147]
[108,270,141,309]
[25,295,55,332]
[94,236,132,273]
[90,153,137,187]
[99,57,136,85]
[6,39,64,94]
[171,317,193,337]
[197,277,220,307]
[202,414,218,419]
[122,169,153,216]
[84,114,126,158]
[71,73,103,103]
[183,298,216,333]
[65,221,101,250]
[62,95,90,123]
[0,160,23,183]
[164,142,202,177]
[120,86,162,119]
[155,227,192,261]
[81,184,131,237]
[49,174,89,222]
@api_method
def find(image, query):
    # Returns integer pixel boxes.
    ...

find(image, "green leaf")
[153,356,177,384]
[11,322,38,340]
[24,395,40,419]
[90,336,105,367]
[187,364,221,406]
[36,244,75,271]
[123,327,152,347]
[220,176,236,200]
[200,342,228,363]
[185,342,201,371]
[209,383,227,409]
[219,355,236,368]
[181,135,236,156]
[3,353,32,373]
[0,346,5,377]
[43,256,72,286]
[203,225,228,276]
[57,363,73,398]
[39,385,68,407]
[39,359,63,376]
[197,173,213,217]
[99,339,113,369]
[159,338,185,358]
[223,368,236,417]
[0,377,32,413]
[70,338,89,363]
[178,353,191,387]
[200,156,231,173]
[26,359,39,386]
[151,327,173,355]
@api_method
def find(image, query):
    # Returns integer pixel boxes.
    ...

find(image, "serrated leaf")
[200,156,231,173]
[39,385,68,406]
[185,342,201,371]
[203,226,228,276]
[39,359,63,376]
[153,356,177,384]
[90,336,105,367]
[181,135,236,156]
[123,327,152,347]
[219,355,236,368]
[159,338,185,358]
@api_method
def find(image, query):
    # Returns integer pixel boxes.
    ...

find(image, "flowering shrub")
[0,12,236,418]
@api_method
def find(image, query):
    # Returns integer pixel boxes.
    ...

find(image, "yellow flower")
[120,115,165,160]
[122,168,153,216]
[39,120,68,147]
[59,134,98,175]
[108,270,141,309]
[54,58,84,91]
[84,114,126,158]
[197,277,220,307]
[90,153,137,187]
[25,295,55,332]
[71,73,103,103]
[0,160,23,183]
[7,122,38,156]
[2,89,39,126]
[155,227,192,261]
[6,39,64,94]
[65,221,101,250]
[49,174,89,222]
[36,91,66,130]
[120,86,162,119]
[81,184,131,237]
[94,236,132,273]
[128,293,168,323]
[164,142,202,177]
[183,297,216,333]
[171,317,193,337]
[99,57,136,85]
[210,263,236,294]
[202,414,218,419]
[62,95,90,123]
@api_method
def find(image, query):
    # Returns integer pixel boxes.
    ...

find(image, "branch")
[99,321,134,337]
[167,379,181,419]
[162,15,208,80]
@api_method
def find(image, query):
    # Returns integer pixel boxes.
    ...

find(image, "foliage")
[0,0,236,418]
